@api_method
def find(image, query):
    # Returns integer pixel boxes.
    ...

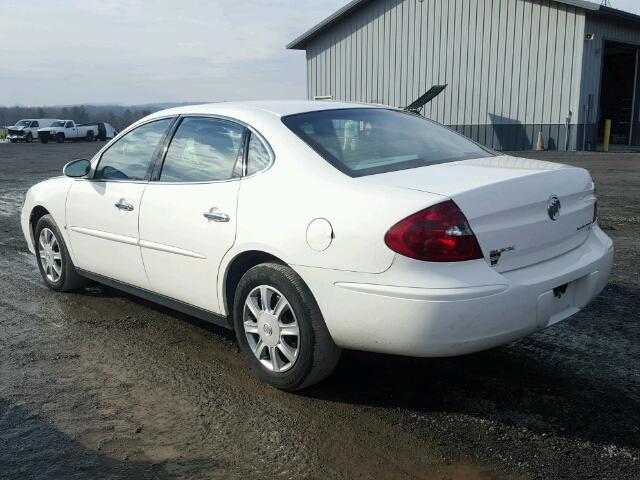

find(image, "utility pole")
[600,0,611,6]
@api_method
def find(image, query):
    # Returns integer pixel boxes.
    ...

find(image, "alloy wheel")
[38,227,62,283]
[243,285,300,373]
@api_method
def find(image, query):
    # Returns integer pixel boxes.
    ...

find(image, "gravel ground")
[0,142,638,480]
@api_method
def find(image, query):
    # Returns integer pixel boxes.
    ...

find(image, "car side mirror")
[63,159,91,178]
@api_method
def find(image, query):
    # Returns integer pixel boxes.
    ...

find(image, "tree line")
[0,105,156,131]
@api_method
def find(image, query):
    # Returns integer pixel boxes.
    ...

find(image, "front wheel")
[233,263,340,391]
[56,133,65,143]
[26,133,33,143]
[34,215,86,292]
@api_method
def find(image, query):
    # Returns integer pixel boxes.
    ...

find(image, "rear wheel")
[56,133,65,143]
[233,262,340,391]
[34,215,85,292]
[26,133,33,143]
[85,131,94,141]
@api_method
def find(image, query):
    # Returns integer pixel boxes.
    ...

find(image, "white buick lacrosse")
[21,101,613,390]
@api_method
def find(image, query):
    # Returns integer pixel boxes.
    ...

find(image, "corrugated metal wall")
[305,0,587,150]
[579,14,640,149]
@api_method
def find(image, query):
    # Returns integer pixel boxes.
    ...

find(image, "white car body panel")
[139,181,240,312]
[66,180,149,288]
[20,100,614,358]
[359,155,597,272]
[21,176,74,255]
[295,226,612,355]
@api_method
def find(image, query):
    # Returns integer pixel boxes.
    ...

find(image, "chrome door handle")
[203,210,230,222]
[114,200,134,211]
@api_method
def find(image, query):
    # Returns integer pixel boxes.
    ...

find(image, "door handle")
[203,210,230,222]
[115,200,134,211]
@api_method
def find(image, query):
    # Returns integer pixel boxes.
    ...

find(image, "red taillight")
[384,200,484,262]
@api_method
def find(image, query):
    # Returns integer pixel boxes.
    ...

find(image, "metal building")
[287,0,640,151]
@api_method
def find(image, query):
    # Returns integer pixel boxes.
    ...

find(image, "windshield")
[16,120,31,127]
[50,121,65,127]
[282,108,493,177]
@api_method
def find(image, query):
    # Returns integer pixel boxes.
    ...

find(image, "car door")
[66,117,175,288]
[138,116,245,313]
[65,121,76,138]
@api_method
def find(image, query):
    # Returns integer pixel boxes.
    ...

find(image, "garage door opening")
[598,41,639,147]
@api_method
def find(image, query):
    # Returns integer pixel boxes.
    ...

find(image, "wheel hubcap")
[38,228,62,282]
[243,285,300,373]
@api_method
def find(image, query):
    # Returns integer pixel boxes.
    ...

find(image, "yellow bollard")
[603,119,612,152]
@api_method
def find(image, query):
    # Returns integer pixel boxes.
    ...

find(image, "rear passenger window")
[32,121,39,128]
[160,117,244,182]
[95,118,173,181]
[246,132,272,175]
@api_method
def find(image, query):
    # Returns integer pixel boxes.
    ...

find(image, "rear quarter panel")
[227,127,446,275]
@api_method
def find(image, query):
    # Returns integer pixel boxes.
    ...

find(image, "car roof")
[148,100,388,119]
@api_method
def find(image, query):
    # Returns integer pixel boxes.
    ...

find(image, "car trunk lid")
[359,155,597,272]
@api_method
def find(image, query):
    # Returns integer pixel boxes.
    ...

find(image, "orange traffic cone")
[536,131,545,151]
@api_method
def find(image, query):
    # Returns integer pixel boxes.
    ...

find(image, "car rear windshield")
[282,108,493,177]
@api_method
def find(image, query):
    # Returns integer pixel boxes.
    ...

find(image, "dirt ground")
[0,142,638,480]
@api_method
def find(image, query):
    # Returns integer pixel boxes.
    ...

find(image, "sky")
[0,0,345,106]
[1,0,640,107]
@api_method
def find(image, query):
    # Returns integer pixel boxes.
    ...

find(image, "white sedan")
[21,101,613,390]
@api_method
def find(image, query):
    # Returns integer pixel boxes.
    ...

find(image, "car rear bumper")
[295,225,613,357]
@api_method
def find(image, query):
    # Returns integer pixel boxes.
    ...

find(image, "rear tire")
[86,131,94,142]
[56,133,65,143]
[233,262,340,391]
[26,133,33,143]
[9,138,17,143]
[34,215,86,292]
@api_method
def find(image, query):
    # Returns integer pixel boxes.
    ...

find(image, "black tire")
[26,133,33,143]
[40,137,49,144]
[86,131,94,142]
[9,138,17,143]
[34,214,86,292]
[233,262,340,391]
[56,133,65,143]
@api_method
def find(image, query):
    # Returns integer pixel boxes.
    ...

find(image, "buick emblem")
[263,324,273,336]
[547,195,561,221]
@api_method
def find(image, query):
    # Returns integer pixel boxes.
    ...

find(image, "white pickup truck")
[7,119,58,143]
[37,120,99,143]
